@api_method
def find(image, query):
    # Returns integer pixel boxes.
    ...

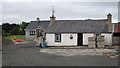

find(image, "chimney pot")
[37,17,40,22]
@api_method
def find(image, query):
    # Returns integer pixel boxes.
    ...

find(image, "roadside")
[2,39,118,66]
[0,51,2,67]
[0,38,2,67]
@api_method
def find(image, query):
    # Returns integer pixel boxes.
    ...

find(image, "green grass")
[4,35,25,39]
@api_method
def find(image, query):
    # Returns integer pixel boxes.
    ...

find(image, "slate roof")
[25,21,50,30]
[46,19,109,33]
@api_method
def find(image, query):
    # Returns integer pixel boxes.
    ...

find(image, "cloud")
[1,0,119,2]
[1,2,118,24]
[118,1,120,21]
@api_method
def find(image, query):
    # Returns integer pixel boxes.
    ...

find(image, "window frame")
[55,33,61,42]
[29,31,36,36]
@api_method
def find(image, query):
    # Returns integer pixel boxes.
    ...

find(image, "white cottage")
[25,13,113,46]
[45,13,113,46]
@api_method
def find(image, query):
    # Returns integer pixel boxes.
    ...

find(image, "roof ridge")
[55,19,107,21]
[30,19,107,22]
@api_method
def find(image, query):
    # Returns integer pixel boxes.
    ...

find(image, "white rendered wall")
[46,33,77,46]
[101,33,112,45]
[46,33,112,46]
[83,33,94,45]
[62,34,77,46]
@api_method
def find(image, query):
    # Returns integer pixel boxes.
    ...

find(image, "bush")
[6,33,12,36]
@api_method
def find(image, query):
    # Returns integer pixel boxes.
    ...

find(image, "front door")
[77,33,83,46]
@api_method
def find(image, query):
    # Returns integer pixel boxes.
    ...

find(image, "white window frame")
[30,31,35,35]
[55,33,61,42]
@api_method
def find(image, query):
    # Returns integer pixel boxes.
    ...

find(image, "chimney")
[37,17,40,23]
[107,13,112,32]
[48,15,56,28]
[48,6,56,27]
[50,15,55,23]
[107,13,112,23]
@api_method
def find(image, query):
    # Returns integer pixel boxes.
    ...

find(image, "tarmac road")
[2,40,118,66]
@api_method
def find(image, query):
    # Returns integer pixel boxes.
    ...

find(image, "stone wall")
[97,36,105,48]
[88,36,105,48]
[88,37,96,48]
[84,33,112,46]
[112,37,120,45]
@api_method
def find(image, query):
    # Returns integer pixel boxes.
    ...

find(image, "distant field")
[4,35,25,39]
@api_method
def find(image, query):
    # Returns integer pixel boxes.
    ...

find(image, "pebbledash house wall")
[25,30,37,40]
[46,33,112,46]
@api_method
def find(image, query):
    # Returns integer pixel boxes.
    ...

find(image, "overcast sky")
[0,1,119,24]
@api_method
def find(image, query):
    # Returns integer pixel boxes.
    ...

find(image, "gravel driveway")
[2,40,118,66]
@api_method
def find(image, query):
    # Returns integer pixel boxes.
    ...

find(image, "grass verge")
[4,35,25,39]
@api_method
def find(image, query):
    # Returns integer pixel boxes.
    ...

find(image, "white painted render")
[25,30,37,40]
[62,34,77,46]
[46,33,112,46]
[46,33,77,46]
[101,33,112,45]
[83,33,94,45]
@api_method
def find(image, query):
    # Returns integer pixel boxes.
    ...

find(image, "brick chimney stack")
[107,13,112,32]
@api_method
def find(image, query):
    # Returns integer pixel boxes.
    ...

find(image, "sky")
[0,0,119,24]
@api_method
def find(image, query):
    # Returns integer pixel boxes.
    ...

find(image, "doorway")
[77,33,83,46]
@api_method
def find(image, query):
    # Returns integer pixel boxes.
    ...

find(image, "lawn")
[4,35,25,39]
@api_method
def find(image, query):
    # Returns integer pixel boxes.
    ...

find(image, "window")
[94,33,101,37]
[30,31,35,35]
[55,33,61,42]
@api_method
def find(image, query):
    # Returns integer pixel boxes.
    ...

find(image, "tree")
[2,22,29,36]
[10,26,20,35]
[20,22,29,30]
[10,24,19,29]
[19,22,29,35]
[2,23,11,33]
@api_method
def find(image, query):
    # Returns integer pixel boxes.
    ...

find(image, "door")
[77,33,83,46]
